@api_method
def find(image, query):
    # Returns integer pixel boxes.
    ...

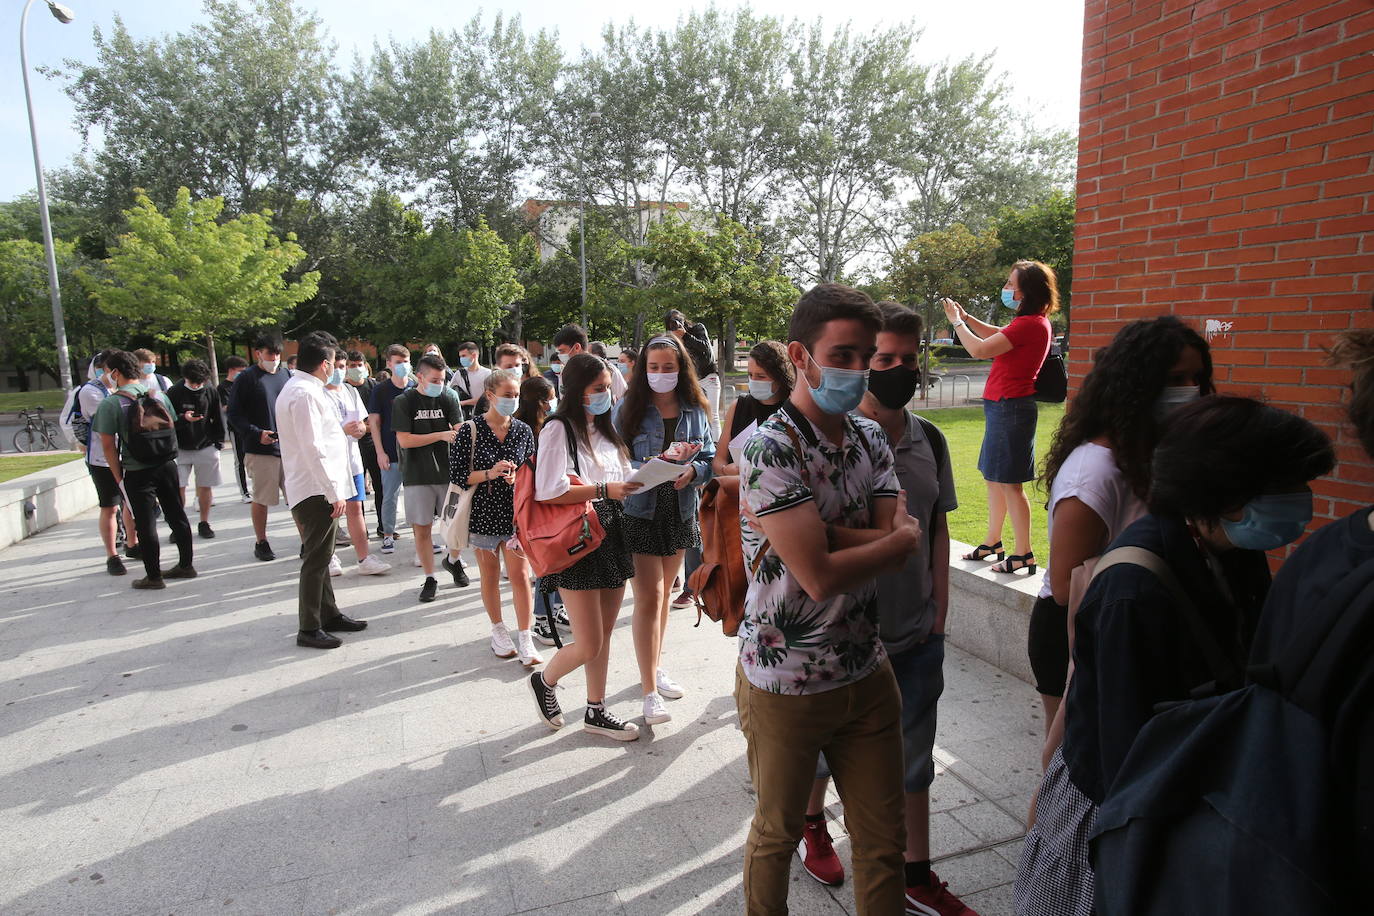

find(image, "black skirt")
[620,481,700,557]
[537,499,635,592]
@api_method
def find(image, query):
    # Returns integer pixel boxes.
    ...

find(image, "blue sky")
[3,0,1086,202]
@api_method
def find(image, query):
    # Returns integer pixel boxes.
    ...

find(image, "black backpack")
[116,390,179,464]
[1034,341,1068,403]
[1090,551,1374,915]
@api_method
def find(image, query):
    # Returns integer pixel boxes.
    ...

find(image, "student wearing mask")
[368,344,414,555]
[515,376,569,645]
[421,343,453,385]
[132,348,173,393]
[325,351,392,578]
[92,349,196,590]
[1030,317,1213,730]
[450,369,541,665]
[527,353,644,741]
[665,309,720,435]
[450,341,491,419]
[553,324,628,400]
[543,352,563,394]
[81,349,140,574]
[168,358,227,539]
[275,334,370,649]
[736,284,921,914]
[1014,397,1335,916]
[392,353,465,602]
[618,347,638,378]
[615,335,715,726]
[227,332,292,561]
[344,350,384,535]
[472,343,527,416]
[218,356,252,503]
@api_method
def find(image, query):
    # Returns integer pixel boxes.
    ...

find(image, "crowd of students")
[69,271,1370,916]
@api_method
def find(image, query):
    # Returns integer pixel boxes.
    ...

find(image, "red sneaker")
[905,870,979,916]
[800,820,845,886]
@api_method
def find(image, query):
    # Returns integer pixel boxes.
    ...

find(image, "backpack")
[513,417,605,577]
[1089,548,1374,915]
[61,381,97,447]
[687,475,748,636]
[1034,341,1068,403]
[115,390,179,464]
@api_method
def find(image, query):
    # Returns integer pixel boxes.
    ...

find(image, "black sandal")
[963,541,1005,562]
[992,552,1037,575]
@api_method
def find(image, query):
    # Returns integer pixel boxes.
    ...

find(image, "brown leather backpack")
[687,475,748,636]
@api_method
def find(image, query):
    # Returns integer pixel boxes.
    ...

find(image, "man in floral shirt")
[737,283,922,915]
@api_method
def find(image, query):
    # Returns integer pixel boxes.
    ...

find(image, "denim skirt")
[978,396,1038,484]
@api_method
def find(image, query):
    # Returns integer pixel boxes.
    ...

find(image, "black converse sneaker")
[532,616,558,646]
[583,703,640,742]
[530,671,563,729]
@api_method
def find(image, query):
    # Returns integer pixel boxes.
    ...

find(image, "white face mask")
[186,383,204,391]
[260,357,281,373]
[647,371,679,394]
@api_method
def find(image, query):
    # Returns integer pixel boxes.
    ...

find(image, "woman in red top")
[941,260,1057,575]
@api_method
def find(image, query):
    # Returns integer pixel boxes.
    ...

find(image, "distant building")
[520,198,699,262]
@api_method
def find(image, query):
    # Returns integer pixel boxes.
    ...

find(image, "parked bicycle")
[12,406,64,453]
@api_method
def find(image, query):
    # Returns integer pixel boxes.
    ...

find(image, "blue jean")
[379,464,403,536]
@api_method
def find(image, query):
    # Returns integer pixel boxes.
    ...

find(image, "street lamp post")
[19,0,76,392]
[576,111,601,330]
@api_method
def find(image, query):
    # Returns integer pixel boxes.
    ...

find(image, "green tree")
[93,188,319,381]
[992,191,1076,324]
[0,238,116,387]
[449,218,525,344]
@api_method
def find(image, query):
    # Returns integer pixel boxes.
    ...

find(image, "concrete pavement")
[0,472,1040,915]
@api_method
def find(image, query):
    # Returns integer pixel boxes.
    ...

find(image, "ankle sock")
[804,812,824,825]
[905,860,931,887]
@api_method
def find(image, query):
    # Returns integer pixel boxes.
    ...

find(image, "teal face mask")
[803,352,867,415]
[586,390,612,415]
[1221,491,1313,551]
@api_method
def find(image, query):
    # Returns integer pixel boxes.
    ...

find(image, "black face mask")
[866,365,922,410]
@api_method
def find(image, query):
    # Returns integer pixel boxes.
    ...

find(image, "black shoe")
[124,544,143,560]
[583,704,639,741]
[198,521,215,539]
[554,605,569,627]
[161,565,197,580]
[322,613,368,632]
[532,617,558,646]
[418,577,438,603]
[131,576,165,590]
[106,556,127,576]
[441,555,470,587]
[297,629,342,649]
[254,540,276,562]
[530,671,564,729]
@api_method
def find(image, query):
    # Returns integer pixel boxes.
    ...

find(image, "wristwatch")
[952,319,967,330]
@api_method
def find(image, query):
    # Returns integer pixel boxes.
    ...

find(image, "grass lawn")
[0,390,67,412]
[0,452,82,484]
[915,403,1065,566]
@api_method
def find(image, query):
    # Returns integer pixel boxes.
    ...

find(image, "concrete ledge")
[945,538,1044,686]
[0,456,95,551]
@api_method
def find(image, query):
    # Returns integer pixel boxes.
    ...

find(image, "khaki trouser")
[734,660,906,915]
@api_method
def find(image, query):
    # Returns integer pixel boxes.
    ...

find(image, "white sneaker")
[655,668,685,700]
[327,554,343,577]
[490,623,517,659]
[643,692,671,725]
[516,630,543,667]
[357,554,391,576]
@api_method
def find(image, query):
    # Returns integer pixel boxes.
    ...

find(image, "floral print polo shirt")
[738,401,900,694]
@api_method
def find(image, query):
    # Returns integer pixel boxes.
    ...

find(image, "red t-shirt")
[983,314,1052,401]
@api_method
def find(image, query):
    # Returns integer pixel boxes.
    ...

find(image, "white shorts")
[176,446,223,489]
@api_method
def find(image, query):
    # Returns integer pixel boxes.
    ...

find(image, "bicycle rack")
[951,375,971,404]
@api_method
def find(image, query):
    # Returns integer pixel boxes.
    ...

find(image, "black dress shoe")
[254,540,276,561]
[106,556,127,576]
[322,613,368,632]
[418,576,438,603]
[297,629,342,649]
[131,576,166,590]
[198,521,215,539]
[442,555,470,587]
[124,544,143,560]
[162,565,198,580]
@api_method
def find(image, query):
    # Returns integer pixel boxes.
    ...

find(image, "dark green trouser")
[291,495,339,632]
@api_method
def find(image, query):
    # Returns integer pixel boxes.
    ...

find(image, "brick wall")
[1073,0,1374,528]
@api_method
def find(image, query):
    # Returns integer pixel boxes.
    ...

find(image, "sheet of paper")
[729,421,758,468]
[628,457,687,488]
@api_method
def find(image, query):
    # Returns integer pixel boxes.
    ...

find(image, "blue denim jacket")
[614,398,715,521]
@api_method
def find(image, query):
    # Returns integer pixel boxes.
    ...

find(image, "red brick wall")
[1073,0,1374,528]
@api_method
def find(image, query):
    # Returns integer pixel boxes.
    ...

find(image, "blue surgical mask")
[617,363,629,375]
[546,398,558,413]
[142,363,157,377]
[495,396,518,416]
[328,368,344,387]
[748,378,776,401]
[803,352,868,415]
[392,362,410,379]
[93,368,104,380]
[1220,491,1313,551]
[585,390,612,415]
[1000,288,1017,309]
[460,356,473,368]
[1154,386,1201,421]
[551,362,564,374]
[422,382,444,398]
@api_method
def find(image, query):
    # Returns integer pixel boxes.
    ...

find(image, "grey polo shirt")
[873,411,958,654]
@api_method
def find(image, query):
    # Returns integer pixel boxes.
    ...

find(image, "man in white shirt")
[450,340,492,419]
[276,331,369,649]
[554,324,627,399]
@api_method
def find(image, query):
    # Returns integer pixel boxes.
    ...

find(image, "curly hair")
[1040,316,1214,500]
[749,340,794,397]
[1329,316,1374,460]
[615,335,709,439]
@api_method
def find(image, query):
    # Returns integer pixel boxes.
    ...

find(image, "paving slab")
[0,481,1040,914]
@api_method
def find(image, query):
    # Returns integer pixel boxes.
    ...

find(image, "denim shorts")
[978,397,1038,484]
[818,635,945,793]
